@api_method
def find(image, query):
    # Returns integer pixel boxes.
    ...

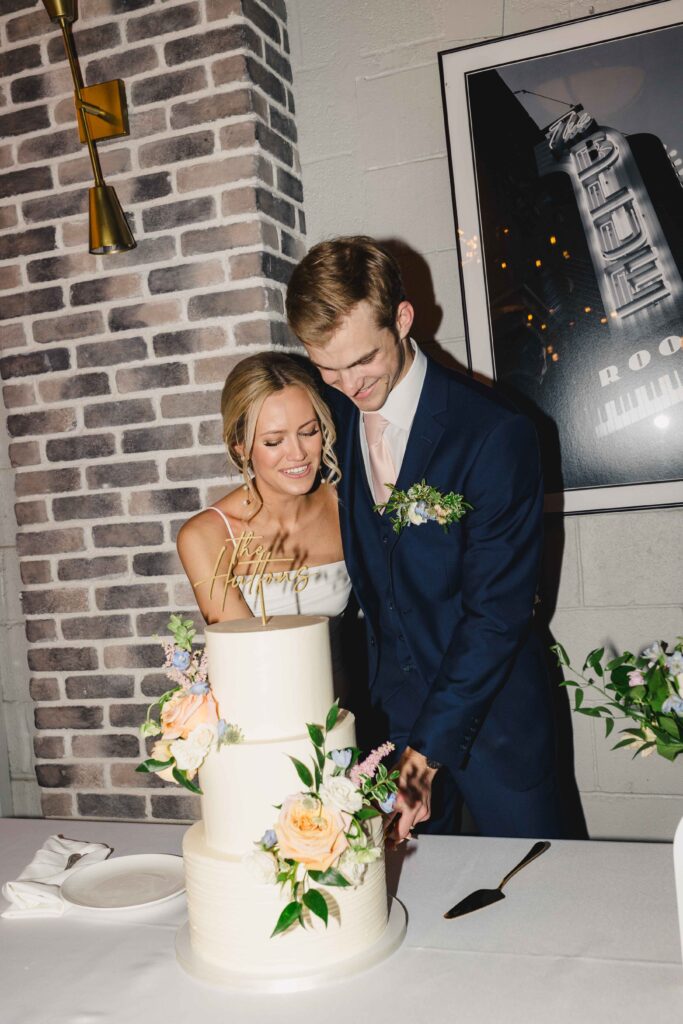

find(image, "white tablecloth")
[1,818,682,1024]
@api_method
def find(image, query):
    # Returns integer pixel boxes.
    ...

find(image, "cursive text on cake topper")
[193,530,312,621]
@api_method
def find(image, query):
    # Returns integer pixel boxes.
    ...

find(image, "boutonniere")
[374,481,472,534]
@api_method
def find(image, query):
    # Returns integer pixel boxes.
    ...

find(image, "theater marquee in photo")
[440,0,683,513]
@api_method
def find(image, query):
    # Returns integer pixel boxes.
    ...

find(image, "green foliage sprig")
[254,702,399,939]
[553,638,683,761]
[374,480,472,534]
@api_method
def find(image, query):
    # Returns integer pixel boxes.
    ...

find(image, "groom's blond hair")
[286,236,404,347]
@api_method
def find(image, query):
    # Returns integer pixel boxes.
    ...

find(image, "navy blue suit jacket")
[328,356,556,792]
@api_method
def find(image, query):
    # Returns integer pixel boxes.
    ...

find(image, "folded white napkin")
[2,833,113,919]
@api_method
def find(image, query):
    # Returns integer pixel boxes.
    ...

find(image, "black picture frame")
[439,0,683,513]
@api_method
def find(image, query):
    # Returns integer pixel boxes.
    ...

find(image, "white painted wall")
[287,0,683,840]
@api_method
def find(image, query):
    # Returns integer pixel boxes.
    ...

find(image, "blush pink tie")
[363,412,396,505]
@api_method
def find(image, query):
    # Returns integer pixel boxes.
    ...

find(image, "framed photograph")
[439,0,683,513]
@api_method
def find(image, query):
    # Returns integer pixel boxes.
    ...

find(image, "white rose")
[170,723,216,771]
[319,777,363,814]
[169,739,203,772]
[338,851,367,887]
[407,501,423,526]
[243,850,278,885]
[187,723,217,751]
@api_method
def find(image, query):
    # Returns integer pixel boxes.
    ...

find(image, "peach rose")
[275,794,350,872]
[160,690,218,741]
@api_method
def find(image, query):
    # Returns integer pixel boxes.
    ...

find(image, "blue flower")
[378,792,397,814]
[189,681,210,695]
[414,500,430,522]
[260,829,277,849]
[172,649,191,670]
[662,695,683,715]
[330,748,353,769]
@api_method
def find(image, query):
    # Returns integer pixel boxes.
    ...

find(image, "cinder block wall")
[286,0,683,840]
[0,0,305,820]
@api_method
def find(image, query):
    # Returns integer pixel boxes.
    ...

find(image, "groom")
[286,236,565,841]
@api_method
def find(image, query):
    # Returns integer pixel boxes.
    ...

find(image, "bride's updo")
[220,353,341,505]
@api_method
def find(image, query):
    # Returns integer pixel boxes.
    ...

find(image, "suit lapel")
[394,358,448,496]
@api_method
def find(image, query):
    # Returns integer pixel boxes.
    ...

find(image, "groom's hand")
[386,747,438,845]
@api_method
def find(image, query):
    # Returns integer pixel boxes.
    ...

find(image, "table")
[2,818,682,1023]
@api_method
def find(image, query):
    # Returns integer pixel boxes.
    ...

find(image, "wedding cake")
[178,615,402,989]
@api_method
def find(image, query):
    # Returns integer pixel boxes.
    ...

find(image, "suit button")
[369,637,376,647]
[398,633,404,641]
[382,536,388,544]
[388,602,394,611]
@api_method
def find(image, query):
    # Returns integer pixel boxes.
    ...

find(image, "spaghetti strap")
[205,506,237,546]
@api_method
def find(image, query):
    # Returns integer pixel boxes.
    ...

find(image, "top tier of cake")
[204,615,334,740]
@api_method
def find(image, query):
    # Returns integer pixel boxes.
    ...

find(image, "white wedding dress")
[205,505,351,617]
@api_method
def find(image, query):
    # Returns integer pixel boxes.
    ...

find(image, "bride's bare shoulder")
[176,488,249,554]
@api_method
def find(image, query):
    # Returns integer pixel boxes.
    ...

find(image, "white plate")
[61,854,185,911]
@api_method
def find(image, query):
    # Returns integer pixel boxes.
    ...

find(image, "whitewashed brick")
[0,0,305,823]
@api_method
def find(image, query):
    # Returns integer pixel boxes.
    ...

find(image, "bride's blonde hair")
[220,353,341,508]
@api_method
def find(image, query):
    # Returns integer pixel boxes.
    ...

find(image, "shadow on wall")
[381,236,588,839]
[380,237,466,374]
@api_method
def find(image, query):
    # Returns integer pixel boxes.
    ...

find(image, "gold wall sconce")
[42,0,136,254]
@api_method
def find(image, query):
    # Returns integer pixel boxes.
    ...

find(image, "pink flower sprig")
[349,741,395,787]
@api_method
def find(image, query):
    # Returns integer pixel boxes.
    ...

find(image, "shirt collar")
[378,339,427,430]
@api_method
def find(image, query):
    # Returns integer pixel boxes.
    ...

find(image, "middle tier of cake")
[199,709,357,855]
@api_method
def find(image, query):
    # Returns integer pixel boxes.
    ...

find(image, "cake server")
[444,840,551,919]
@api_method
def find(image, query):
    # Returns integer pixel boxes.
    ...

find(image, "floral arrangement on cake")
[374,480,472,534]
[554,638,683,761]
[136,614,243,793]
[247,702,399,937]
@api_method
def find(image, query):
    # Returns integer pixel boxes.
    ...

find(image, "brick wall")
[0,0,305,820]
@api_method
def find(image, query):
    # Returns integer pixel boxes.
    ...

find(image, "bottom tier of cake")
[182,820,391,980]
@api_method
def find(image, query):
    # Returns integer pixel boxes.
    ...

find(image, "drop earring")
[242,484,251,507]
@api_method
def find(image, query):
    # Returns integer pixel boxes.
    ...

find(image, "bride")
[176,352,352,626]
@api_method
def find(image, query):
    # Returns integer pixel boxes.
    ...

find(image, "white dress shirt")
[359,339,427,491]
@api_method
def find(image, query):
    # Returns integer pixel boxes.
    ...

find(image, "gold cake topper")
[194,530,311,624]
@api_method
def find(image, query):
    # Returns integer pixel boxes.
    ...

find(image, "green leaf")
[302,889,329,926]
[307,723,325,748]
[610,665,633,686]
[605,653,634,671]
[288,756,313,789]
[308,867,350,887]
[325,702,340,733]
[612,738,638,750]
[355,806,381,820]
[271,900,303,938]
[315,746,325,772]
[575,689,584,710]
[314,765,321,792]
[656,739,683,761]
[136,757,173,773]
[604,718,615,738]
[584,648,605,677]
[172,767,203,794]
[551,643,569,666]
[559,679,579,687]
[658,715,681,739]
